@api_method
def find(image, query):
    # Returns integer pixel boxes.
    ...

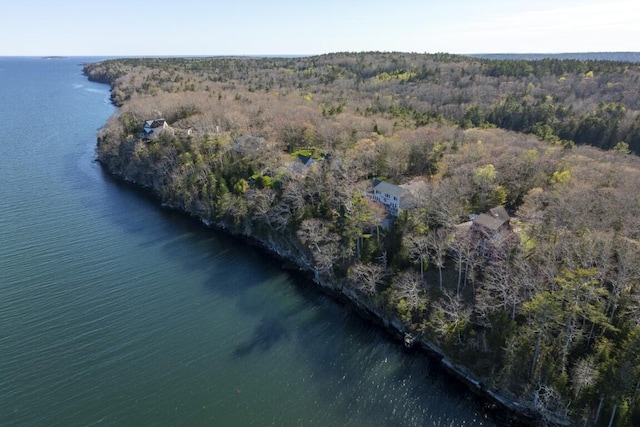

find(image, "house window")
[393,196,397,201]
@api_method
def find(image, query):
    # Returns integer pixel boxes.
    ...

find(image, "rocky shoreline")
[85,51,623,424]
[97,159,542,426]
[81,52,640,426]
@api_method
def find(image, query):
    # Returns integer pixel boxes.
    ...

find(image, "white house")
[369,179,404,217]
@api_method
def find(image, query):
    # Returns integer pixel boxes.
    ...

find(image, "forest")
[85,52,640,426]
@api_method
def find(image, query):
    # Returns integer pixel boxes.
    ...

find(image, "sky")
[1,0,638,56]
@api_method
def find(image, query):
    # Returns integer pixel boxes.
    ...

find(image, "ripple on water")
[0,58,496,427]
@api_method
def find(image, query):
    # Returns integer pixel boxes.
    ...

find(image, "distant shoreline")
[467,51,640,62]
[3,51,636,62]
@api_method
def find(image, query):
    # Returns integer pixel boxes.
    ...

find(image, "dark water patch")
[233,315,291,358]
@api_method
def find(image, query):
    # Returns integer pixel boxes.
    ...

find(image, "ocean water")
[0,57,496,426]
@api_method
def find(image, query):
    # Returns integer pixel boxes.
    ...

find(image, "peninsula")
[85,52,640,426]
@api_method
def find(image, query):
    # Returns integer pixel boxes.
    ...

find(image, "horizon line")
[2,51,640,61]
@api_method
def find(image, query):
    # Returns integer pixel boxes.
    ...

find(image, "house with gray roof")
[469,206,518,260]
[142,119,170,140]
[368,179,404,217]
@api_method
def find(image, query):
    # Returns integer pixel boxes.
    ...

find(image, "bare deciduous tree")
[348,262,386,296]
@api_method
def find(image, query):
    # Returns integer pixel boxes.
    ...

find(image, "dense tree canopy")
[87,52,640,426]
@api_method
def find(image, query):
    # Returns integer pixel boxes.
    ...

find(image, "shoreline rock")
[96,159,540,426]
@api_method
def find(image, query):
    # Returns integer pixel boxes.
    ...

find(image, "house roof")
[488,206,510,222]
[372,179,403,198]
[297,154,314,166]
[398,180,426,210]
[455,220,474,233]
[473,213,507,231]
[144,119,167,129]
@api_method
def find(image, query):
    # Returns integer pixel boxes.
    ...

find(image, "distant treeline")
[471,52,640,63]
[85,52,640,153]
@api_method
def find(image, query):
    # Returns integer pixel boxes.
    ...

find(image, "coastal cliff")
[86,54,640,426]
[93,132,537,425]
